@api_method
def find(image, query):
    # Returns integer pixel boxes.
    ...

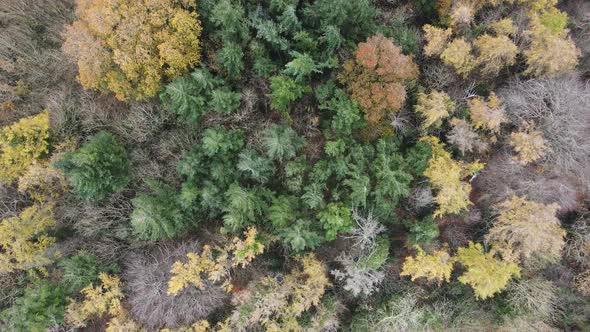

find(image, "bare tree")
[123,241,228,330]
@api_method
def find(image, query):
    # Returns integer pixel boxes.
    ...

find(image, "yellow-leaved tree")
[63,0,203,101]
[486,196,564,265]
[423,25,453,57]
[0,204,57,274]
[468,93,507,133]
[168,227,265,295]
[509,125,548,164]
[523,14,580,77]
[421,136,484,217]
[400,246,454,285]
[474,34,517,76]
[0,112,49,184]
[230,253,330,331]
[414,90,455,129]
[455,242,520,299]
[66,273,140,331]
[441,38,476,78]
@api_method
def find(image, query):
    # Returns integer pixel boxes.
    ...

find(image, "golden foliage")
[414,90,455,128]
[474,34,517,76]
[66,273,125,328]
[468,93,507,133]
[0,204,56,274]
[400,246,453,285]
[509,126,548,164]
[523,22,580,77]
[63,0,202,101]
[228,227,265,268]
[168,227,265,295]
[230,253,330,331]
[490,18,517,36]
[17,162,68,202]
[423,25,453,57]
[339,34,418,125]
[441,38,476,78]
[455,242,521,300]
[486,196,564,264]
[421,136,484,217]
[0,112,49,184]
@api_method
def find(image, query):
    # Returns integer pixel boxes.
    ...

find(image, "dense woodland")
[0,0,589,331]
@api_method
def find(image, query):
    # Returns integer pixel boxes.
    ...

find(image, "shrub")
[339,34,418,125]
[54,131,130,200]
[124,242,228,329]
[0,280,68,331]
[0,204,56,274]
[131,182,191,241]
[0,112,49,184]
[485,196,564,266]
[63,0,203,100]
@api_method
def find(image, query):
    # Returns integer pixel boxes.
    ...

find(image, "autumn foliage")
[339,34,418,125]
[63,0,203,101]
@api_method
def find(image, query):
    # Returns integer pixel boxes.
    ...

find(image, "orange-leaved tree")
[339,34,418,125]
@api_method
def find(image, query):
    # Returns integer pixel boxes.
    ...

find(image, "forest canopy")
[0,0,589,331]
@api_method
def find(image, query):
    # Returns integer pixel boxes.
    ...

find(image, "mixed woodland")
[0,0,590,330]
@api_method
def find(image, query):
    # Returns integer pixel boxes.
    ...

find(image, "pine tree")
[131,182,191,241]
[53,132,130,200]
[262,124,305,161]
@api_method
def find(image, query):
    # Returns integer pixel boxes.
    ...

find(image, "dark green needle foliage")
[0,281,68,332]
[262,124,305,161]
[406,215,440,245]
[53,131,129,201]
[131,181,192,241]
[59,251,119,292]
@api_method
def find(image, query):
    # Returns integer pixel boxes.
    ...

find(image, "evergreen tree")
[54,132,130,200]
